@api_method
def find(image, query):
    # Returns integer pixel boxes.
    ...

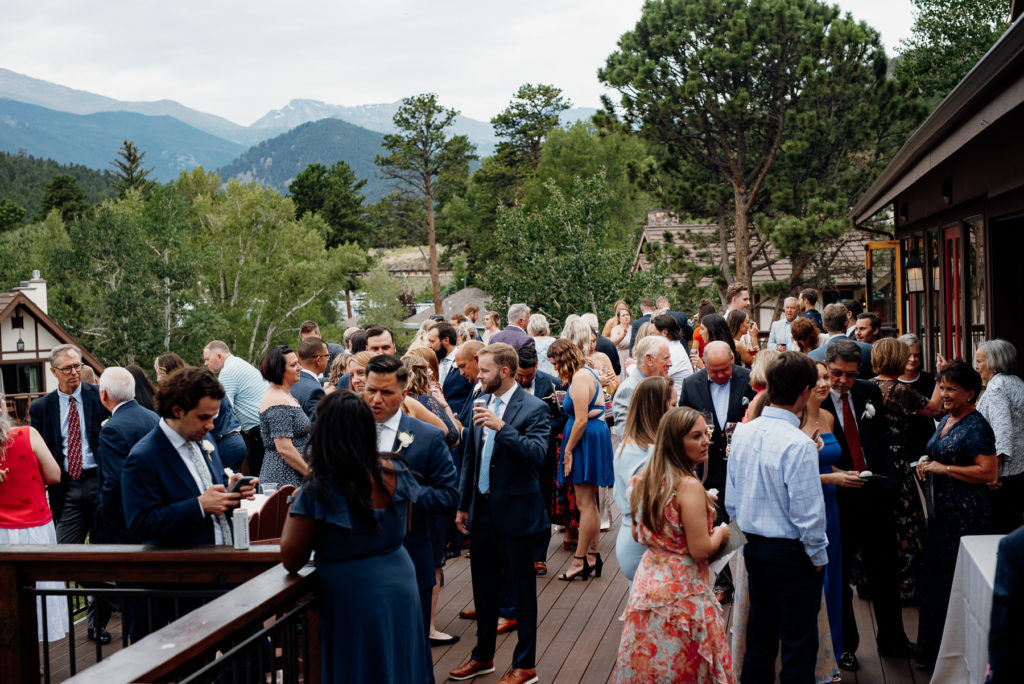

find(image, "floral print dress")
[614,489,734,683]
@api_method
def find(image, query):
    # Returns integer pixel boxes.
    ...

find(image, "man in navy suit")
[628,297,658,355]
[121,366,256,639]
[679,340,756,603]
[809,303,874,379]
[365,355,458,639]
[450,343,549,684]
[989,524,1024,683]
[29,343,112,642]
[291,336,327,422]
[489,303,536,350]
[96,367,159,544]
[821,339,912,670]
[429,322,472,416]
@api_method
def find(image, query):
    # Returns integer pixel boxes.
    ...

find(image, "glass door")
[865,240,904,336]
[943,224,965,361]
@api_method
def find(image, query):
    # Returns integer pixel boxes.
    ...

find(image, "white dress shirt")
[709,378,730,430]
[479,384,518,477]
[376,409,404,452]
[438,348,457,385]
[58,385,97,471]
[158,419,223,545]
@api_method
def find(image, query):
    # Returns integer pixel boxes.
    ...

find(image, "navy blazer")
[442,363,472,417]
[628,314,652,355]
[532,370,567,438]
[97,400,159,543]
[290,372,325,423]
[990,525,1024,682]
[388,412,458,589]
[821,380,898,487]
[29,383,110,522]
[121,425,230,546]
[458,386,550,537]
[679,366,756,491]
[808,334,874,379]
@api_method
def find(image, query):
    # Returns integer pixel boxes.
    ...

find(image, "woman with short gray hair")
[527,313,556,375]
[975,339,1024,533]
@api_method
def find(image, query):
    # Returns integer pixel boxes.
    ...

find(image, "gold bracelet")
[947,465,951,475]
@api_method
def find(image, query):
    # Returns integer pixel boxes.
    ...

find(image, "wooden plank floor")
[39,614,127,682]
[431,505,930,683]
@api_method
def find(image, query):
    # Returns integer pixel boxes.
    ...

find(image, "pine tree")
[110,140,155,198]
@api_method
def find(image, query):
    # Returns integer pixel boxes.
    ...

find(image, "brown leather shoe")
[496,618,517,634]
[458,608,477,620]
[448,659,495,680]
[497,667,538,684]
[534,561,547,576]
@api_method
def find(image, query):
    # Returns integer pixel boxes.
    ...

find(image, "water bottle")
[232,507,250,550]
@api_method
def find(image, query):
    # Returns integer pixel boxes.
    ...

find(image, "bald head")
[704,341,735,386]
[456,340,485,383]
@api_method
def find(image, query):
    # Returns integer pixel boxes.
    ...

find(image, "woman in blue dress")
[281,391,431,684]
[613,376,676,581]
[548,338,614,581]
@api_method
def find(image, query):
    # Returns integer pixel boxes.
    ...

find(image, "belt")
[220,430,242,439]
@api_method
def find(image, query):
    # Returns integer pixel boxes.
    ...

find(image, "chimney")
[14,270,48,314]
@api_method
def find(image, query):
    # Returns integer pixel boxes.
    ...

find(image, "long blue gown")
[557,367,614,487]
[818,432,843,665]
[289,469,432,683]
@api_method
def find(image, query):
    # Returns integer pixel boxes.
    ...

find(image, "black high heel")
[558,556,592,581]
[588,552,603,578]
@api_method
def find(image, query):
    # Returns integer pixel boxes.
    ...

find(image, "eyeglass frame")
[54,363,84,375]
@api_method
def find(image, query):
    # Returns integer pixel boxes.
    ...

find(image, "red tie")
[841,394,867,472]
[67,396,83,480]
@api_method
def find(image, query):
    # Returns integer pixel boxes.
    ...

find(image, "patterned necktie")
[376,422,386,450]
[66,396,83,480]
[478,397,502,494]
[841,394,868,472]
[187,442,232,545]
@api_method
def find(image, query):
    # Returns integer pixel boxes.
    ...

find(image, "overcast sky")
[1,0,916,126]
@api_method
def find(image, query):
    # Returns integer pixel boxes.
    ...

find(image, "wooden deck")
[430,507,930,683]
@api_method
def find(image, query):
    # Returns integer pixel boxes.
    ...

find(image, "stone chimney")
[14,270,48,314]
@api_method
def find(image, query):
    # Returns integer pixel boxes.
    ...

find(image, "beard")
[434,345,448,364]
[481,374,502,395]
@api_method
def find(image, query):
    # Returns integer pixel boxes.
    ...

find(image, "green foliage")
[0,150,113,227]
[110,140,155,198]
[358,264,414,332]
[38,174,89,223]
[480,173,659,327]
[600,0,922,299]
[375,94,476,310]
[491,84,572,173]
[288,161,372,248]
[0,198,26,231]
[896,0,1010,102]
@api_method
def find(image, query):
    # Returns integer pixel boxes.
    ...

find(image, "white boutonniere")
[741,396,750,407]
[201,439,216,463]
[397,431,414,451]
[101,418,109,427]
[861,401,876,420]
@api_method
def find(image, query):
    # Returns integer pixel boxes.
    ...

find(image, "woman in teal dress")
[548,339,614,581]
[281,391,431,684]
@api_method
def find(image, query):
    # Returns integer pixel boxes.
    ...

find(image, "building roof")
[853,13,1024,224]
[0,291,105,372]
[633,210,868,289]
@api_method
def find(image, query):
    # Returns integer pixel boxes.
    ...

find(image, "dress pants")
[838,487,906,652]
[469,496,538,669]
[241,426,263,477]
[741,535,823,684]
[55,470,112,632]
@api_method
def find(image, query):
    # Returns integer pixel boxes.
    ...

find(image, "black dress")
[916,411,995,669]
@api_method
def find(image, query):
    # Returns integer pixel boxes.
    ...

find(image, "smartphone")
[228,475,258,493]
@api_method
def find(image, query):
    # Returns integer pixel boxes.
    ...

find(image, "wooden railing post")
[0,560,41,682]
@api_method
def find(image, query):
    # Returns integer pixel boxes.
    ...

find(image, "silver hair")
[49,343,82,367]
[507,303,530,325]
[580,313,599,330]
[977,339,1018,376]
[634,336,669,368]
[897,333,921,348]
[98,367,136,403]
[561,317,594,356]
[0,392,12,452]
[527,313,550,337]
[784,296,799,306]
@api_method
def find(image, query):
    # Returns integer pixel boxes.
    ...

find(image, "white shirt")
[58,385,97,471]
[709,378,730,430]
[300,368,319,383]
[438,348,457,385]
[829,389,849,433]
[666,340,694,396]
[158,419,223,545]
[376,410,404,452]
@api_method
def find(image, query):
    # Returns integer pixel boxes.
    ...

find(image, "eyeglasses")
[827,368,859,380]
[55,363,83,374]
[314,354,330,359]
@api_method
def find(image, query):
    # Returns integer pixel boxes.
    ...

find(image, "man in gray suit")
[291,336,327,422]
[808,303,874,379]
[612,337,672,438]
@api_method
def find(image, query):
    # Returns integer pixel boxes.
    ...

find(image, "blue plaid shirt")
[725,406,829,566]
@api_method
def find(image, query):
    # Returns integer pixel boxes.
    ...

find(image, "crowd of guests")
[3,289,1024,683]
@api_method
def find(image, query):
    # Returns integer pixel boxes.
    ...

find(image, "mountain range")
[0,68,598,198]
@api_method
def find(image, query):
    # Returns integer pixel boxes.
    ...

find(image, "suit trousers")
[838,487,905,652]
[469,497,538,669]
[56,470,112,631]
[241,426,263,477]
[741,535,823,684]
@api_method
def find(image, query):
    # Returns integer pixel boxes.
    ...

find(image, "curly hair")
[546,338,586,383]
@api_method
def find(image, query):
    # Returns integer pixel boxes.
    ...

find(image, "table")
[932,534,1003,684]
[239,493,268,514]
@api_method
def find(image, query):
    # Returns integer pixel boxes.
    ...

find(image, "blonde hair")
[632,321,655,350]
[749,348,780,389]
[630,407,706,535]
[401,354,432,395]
[872,337,909,376]
[328,352,351,386]
[561,316,594,357]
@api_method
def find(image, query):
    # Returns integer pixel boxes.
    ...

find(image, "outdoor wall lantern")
[905,251,925,293]
[16,335,24,352]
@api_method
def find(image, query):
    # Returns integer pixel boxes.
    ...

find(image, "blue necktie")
[478,397,502,494]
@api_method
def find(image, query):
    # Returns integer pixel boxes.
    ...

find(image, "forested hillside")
[0,150,113,226]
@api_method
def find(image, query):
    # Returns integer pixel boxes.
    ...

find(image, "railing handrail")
[62,564,317,683]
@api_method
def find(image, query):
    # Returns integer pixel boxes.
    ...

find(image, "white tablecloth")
[932,534,1003,684]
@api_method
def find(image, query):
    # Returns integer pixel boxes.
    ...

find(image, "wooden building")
[0,271,104,423]
[853,7,1024,366]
